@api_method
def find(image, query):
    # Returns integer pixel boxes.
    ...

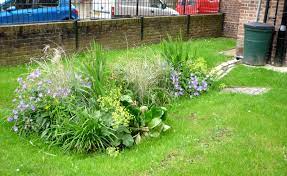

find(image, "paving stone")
[210,59,240,80]
[243,64,287,73]
[222,87,270,95]
[264,65,287,73]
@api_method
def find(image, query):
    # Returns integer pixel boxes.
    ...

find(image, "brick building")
[220,0,287,66]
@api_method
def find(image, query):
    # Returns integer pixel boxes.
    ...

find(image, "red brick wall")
[0,14,223,65]
[220,0,241,38]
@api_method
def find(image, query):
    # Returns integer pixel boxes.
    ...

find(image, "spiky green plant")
[161,35,194,69]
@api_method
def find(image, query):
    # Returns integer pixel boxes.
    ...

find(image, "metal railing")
[0,0,220,25]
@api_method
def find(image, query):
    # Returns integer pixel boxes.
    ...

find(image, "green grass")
[1,38,286,175]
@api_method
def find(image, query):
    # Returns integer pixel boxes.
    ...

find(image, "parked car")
[91,0,179,19]
[0,0,78,25]
[176,0,219,15]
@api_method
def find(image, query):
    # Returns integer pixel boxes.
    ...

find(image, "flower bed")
[7,38,212,154]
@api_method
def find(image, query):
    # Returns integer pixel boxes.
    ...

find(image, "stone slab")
[222,87,270,95]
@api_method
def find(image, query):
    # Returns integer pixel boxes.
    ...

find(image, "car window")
[35,0,59,7]
[150,0,161,8]
[15,0,33,9]
[179,0,195,6]
[187,0,195,5]
[0,0,14,10]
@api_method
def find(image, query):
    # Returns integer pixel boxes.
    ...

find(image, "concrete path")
[210,59,240,80]
[222,87,270,95]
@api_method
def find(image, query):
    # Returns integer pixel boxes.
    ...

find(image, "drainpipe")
[263,0,271,23]
[274,0,287,66]
[273,0,280,26]
[264,0,272,63]
[256,0,263,22]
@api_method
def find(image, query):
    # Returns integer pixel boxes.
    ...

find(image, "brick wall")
[220,0,241,38]
[0,14,223,65]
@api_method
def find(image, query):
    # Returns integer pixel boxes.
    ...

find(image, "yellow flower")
[98,87,134,128]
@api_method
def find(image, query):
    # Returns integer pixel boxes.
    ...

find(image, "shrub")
[160,37,212,98]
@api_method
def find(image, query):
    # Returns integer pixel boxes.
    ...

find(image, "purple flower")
[197,86,203,92]
[27,69,41,80]
[192,80,198,87]
[7,117,14,122]
[31,105,36,111]
[188,74,199,90]
[86,82,92,88]
[12,126,19,132]
[22,83,27,90]
[18,101,28,111]
[13,109,18,115]
[202,80,208,91]
[171,69,184,97]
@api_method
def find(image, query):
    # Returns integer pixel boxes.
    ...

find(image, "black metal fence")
[0,0,220,25]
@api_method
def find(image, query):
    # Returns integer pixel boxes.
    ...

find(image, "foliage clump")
[161,36,212,98]
[8,44,171,153]
[8,37,213,154]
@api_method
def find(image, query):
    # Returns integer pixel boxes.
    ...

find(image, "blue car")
[0,0,78,25]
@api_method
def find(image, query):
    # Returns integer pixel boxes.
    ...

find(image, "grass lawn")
[1,38,287,175]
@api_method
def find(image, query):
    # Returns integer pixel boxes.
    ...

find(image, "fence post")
[218,0,221,13]
[136,0,139,16]
[140,16,144,40]
[69,0,72,20]
[74,20,79,50]
[183,0,186,15]
[186,15,190,37]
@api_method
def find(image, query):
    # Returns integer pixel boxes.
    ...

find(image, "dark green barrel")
[243,22,274,66]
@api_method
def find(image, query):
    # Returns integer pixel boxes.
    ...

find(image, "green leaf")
[159,107,167,121]
[144,110,153,123]
[120,95,133,104]
[122,134,134,147]
[162,124,171,132]
[148,118,162,129]
[111,139,121,147]
[117,125,131,134]
[150,106,167,120]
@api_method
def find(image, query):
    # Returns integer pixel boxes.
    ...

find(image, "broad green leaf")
[120,95,133,104]
[159,107,167,121]
[148,118,162,129]
[122,134,134,147]
[162,124,171,132]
